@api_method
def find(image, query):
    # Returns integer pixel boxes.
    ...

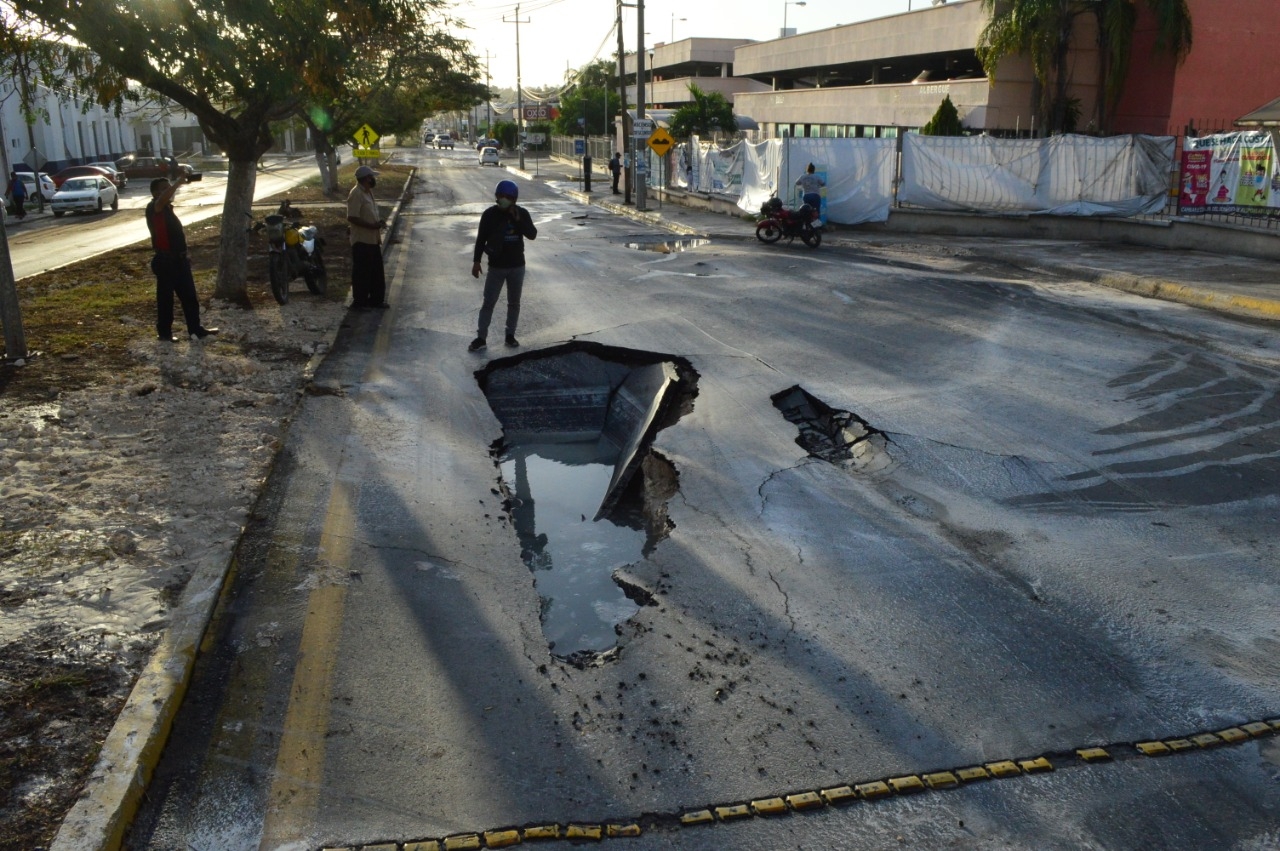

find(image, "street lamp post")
[782,0,806,36]
[671,14,685,41]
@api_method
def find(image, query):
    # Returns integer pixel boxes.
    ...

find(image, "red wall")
[1111,0,1280,136]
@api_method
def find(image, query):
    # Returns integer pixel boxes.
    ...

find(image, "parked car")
[50,164,116,189]
[116,155,193,181]
[51,176,118,216]
[436,136,455,149]
[479,146,501,167]
[87,162,128,190]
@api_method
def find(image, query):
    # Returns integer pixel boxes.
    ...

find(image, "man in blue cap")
[469,179,537,351]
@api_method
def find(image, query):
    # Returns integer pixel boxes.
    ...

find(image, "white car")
[479,146,501,167]
[51,176,118,216]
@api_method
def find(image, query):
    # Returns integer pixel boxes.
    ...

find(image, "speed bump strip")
[751,797,788,815]
[923,771,959,789]
[820,786,857,804]
[521,826,559,840]
[443,836,482,851]
[483,829,522,847]
[887,775,926,794]
[715,804,752,820]
[317,718,1279,851]
[787,791,825,809]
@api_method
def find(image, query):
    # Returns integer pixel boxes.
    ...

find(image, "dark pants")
[12,194,25,218]
[351,242,386,306]
[610,170,620,193]
[477,266,525,339]
[151,253,201,337]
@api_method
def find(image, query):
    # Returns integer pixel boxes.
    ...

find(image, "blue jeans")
[478,265,525,339]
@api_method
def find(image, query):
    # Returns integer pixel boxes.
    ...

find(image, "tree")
[12,0,453,301]
[977,0,1191,135]
[552,60,621,137]
[669,83,735,141]
[920,95,965,135]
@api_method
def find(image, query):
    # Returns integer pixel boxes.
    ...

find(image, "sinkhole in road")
[478,342,698,667]
[622,237,711,253]
[772,385,892,472]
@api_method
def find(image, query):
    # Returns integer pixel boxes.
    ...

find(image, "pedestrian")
[167,156,180,181]
[608,152,622,194]
[796,163,825,210]
[145,175,218,342]
[346,164,388,309]
[9,171,27,219]
[469,179,537,351]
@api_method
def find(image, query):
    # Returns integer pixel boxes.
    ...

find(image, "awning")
[1235,95,1280,127]
[735,115,759,131]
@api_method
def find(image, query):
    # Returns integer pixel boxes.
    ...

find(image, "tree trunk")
[213,158,259,302]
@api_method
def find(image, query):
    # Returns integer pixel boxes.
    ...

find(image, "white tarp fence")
[899,134,1175,216]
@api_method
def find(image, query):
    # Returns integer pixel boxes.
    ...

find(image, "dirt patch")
[0,161,413,847]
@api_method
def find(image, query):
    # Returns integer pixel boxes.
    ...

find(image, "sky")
[449,0,926,93]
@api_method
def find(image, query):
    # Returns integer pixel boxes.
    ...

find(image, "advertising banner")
[1182,131,1279,215]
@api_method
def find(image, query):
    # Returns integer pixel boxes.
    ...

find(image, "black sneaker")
[158,334,178,342]
[468,337,487,352]
[192,327,219,339]
[504,335,520,348]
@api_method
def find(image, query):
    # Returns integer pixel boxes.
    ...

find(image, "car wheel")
[96,198,103,212]
[110,196,118,211]
[54,211,64,218]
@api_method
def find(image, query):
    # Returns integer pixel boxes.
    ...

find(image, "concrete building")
[622,37,771,111]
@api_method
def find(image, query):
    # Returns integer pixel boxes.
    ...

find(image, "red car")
[51,165,116,189]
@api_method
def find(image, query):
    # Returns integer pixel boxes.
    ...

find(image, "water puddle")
[623,238,711,254]
[479,342,697,666]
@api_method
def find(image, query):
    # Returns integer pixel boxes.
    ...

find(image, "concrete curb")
[1085,269,1280,321]
[50,168,417,851]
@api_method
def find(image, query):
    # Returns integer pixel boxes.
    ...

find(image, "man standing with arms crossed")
[347,165,388,309]
[146,174,217,342]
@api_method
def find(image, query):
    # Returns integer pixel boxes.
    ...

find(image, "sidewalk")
[515,158,1280,323]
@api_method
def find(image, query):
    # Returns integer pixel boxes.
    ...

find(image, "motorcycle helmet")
[495,179,519,200]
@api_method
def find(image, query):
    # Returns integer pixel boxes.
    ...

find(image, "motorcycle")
[248,200,327,305]
[755,197,822,248]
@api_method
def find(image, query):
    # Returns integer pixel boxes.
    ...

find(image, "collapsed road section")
[772,385,891,473]
[477,342,698,666]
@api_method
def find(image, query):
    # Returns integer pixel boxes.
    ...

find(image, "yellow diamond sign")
[353,124,380,148]
[647,127,675,156]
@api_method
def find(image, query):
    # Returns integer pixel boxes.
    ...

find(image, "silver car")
[51,176,119,216]
[479,146,501,166]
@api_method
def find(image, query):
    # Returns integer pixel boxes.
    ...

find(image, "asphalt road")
[127,146,1280,850]
[4,158,320,280]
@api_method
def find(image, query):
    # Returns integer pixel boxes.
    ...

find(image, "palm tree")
[978,0,1192,135]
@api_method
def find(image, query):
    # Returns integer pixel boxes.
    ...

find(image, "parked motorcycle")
[248,202,327,304]
[755,197,822,248]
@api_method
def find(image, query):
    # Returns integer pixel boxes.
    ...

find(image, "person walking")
[145,175,218,342]
[9,171,27,220]
[347,165,388,309]
[796,163,825,210]
[608,152,622,194]
[469,179,537,351]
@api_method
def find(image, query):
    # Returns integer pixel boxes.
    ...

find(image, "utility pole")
[635,0,647,211]
[504,5,530,171]
[616,0,631,204]
[485,50,494,138]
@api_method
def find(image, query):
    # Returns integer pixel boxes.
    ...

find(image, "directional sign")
[631,118,654,138]
[647,127,675,156]
[353,124,380,148]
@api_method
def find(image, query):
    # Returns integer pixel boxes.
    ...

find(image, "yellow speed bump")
[887,775,926,794]
[363,845,397,851]
[1136,741,1170,756]
[1243,722,1273,737]
[1216,728,1249,744]
[522,825,560,840]
[956,766,991,782]
[985,760,1021,778]
[820,786,857,805]
[923,771,959,789]
[1166,738,1196,752]
[1077,748,1111,763]
[786,791,825,810]
[483,829,522,847]
[405,842,442,851]
[1191,733,1223,748]
[715,804,752,820]
[680,810,714,826]
[1268,718,1280,730]
[565,824,603,840]
[606,824,642,837]
[855,781,891,799]
[444,836,482,851]
[1019,757,1053,774]
[751,797,788,816]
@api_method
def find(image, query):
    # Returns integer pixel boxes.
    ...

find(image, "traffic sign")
[353,124,380,148]
[647,127,675,156]
[353,149,379,159]
[631,118,654,137]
